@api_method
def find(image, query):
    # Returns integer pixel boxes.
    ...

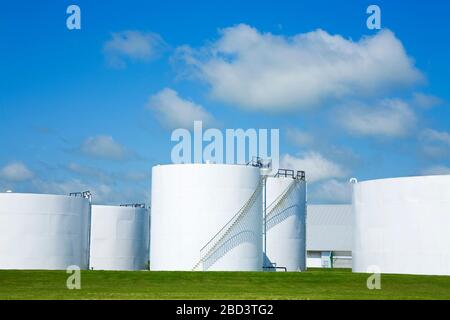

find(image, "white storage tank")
[89,204,150,271]
[0,192,91,270]
[353,175,450,276]
[265,170,307,271]
[150,164,263,271]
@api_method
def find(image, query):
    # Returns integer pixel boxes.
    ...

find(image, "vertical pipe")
[86,194,92,270]
[304,178,308,271]
[263,175,267,268]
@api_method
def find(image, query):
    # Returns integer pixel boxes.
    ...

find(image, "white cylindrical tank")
[0,193,91,270]
[150,164,263,271]
[353,175,450,276]
[89,205,150,271]
[265,176,307,271]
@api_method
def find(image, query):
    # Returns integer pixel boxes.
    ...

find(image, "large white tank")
[265,173,307,271]
[0,193,91,270]
[89,205,150,271]
[150,164,263,271]
[353,175,450,276]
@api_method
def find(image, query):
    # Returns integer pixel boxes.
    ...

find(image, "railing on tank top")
[275,169,306,181]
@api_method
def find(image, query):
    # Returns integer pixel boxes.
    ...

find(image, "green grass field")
[0,269,449,300]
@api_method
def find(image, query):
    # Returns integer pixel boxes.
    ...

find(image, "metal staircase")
[262,176,304,271]
[265,180,299,226]
[192,178,264,271]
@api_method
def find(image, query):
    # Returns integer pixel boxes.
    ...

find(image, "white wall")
[0,193,90,270]
[150,164,262,271]
[353,175,450,276]
[307,251,322,268]
[307,251,352,268]
[89,205,150,271]
[307,205,353,252]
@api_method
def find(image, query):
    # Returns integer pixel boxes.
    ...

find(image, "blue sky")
[0,0,449,204]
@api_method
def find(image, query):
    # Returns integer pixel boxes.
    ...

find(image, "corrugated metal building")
[306,205,352,268]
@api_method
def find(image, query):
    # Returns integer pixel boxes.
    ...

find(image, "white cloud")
[176,24,423,111]
[421,145,449,158]
[67,162,148,184]
[66,162,114,183]
[124,171,149,182]
[419,129,450,158]
[0,162,34,182]
[420,128,450,145]
[337,99,416,138]
[32,178,148,205]
[311,179,352,203]
[33,178,114,204]
[421,165,450,176]
[32,178,90,196]
[412,92,442,109]
[147,88,216,129]
[281,152,347,183]
[103,30,166,68]
[80,136,129,160]
[286,128,314,146]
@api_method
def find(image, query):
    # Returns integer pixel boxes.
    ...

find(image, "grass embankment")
[0,268,449,300]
